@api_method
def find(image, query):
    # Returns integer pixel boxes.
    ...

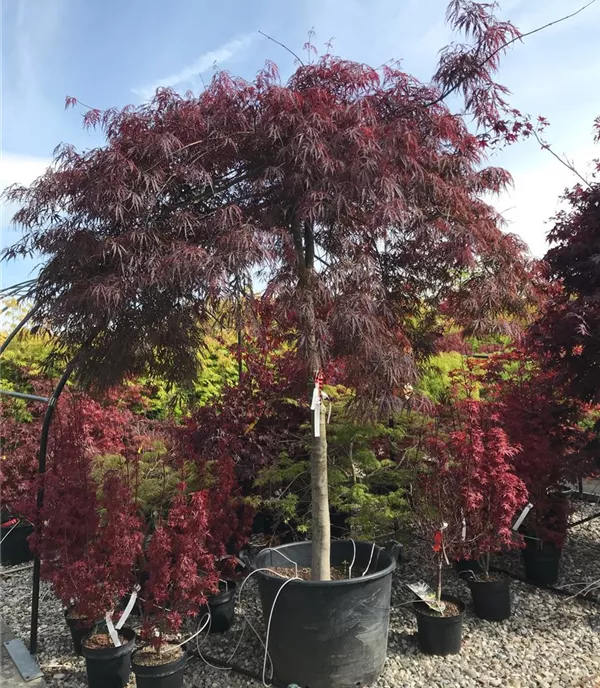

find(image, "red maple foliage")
[530,117,600,405]
[29,399,143,620]
[414,396,526,595]
[484,351,592,546]
[1,373,246,632]
[139,488,220,647]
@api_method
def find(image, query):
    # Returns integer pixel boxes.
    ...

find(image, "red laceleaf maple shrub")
[29,399,144,621]
[413,395,526,601]
[138,487,220,647]
[1,374,242,632]
[484,351,592,546]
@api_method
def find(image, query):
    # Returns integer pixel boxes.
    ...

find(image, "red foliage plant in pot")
[433,387,528,620]
[413,395,526,595]
[3,0,544,588]
[486,353,591,548]
[26,398,144,651]
[411,412,467,655]
[132,487,220,686]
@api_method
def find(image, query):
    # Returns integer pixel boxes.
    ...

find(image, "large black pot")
[0,520,34,565]
[413,595,465,656]
[206,581,237,633]
[521,540,562,585]
[132,647,188,688]
[254,539,401,688]
[82,626,135,688]
[467,576,511,621]
[64,610,95,656]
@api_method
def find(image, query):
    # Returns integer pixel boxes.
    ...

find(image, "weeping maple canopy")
[4,1,536,405]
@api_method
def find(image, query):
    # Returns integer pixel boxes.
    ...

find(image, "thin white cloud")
[132,34,256,100]
[0,152,46,289]
[1,152,51,192]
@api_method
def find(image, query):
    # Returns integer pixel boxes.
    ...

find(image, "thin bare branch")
[258,30,305,66]
[532,128,591,188]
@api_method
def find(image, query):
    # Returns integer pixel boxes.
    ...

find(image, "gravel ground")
[2,500,599,688]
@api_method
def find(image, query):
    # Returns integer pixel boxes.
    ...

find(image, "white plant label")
[105,613,121,647]
[310,385,321,437]
[115,585,140,630]
[512,502,534,531]
[461,518,467,541]
[406,581,446,613]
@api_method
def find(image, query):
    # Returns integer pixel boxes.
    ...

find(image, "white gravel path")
[2,500,599,688]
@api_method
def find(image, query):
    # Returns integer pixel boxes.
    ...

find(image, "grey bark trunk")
[311,399,330,580]
[290,212,331,581]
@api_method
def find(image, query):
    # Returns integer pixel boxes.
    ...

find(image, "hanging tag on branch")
[461,514,467,541]
[311,371,324,438]
[512,502,533,532]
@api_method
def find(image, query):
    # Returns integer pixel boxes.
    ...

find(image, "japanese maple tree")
[4,2,541,579]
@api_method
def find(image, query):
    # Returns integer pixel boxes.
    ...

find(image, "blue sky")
[2,0,599,289]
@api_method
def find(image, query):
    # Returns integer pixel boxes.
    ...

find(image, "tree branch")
[258,31,305,66]
[531,128,591,188]
[304,220,315,273]
[429,0,597,107]
[290,213,306,278]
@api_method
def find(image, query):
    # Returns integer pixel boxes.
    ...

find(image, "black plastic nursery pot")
[64,610,96,656]
[454,558,483,579]
[132,647,188,688]
[521,540,562,586]
[413,595,465,656]
[82,626,135,688]
[467,576,511,621]
[254,539,401,688]
[206,581,237,633]
[0,520,34,566]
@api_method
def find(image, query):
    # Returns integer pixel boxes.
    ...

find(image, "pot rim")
[253,539,398,587]
[132,645,187,671]
[467,574,510,586]
[413,594,466,619]
[81,626,136,658]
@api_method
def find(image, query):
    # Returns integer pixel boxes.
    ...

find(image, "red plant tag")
[433,530,443,553]
[1,518,19,528]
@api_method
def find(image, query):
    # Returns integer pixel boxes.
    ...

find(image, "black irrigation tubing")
[188,649,288,688]
[568,510,600,529]
[488,565,600,605]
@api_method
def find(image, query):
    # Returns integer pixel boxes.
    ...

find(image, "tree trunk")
[290,213,331,581]
[311,400,330,580]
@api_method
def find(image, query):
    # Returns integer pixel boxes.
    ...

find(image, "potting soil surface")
[415,600,462,617]
[82,633,128,650]
[269,565,360,580]
[133,644,183,666]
